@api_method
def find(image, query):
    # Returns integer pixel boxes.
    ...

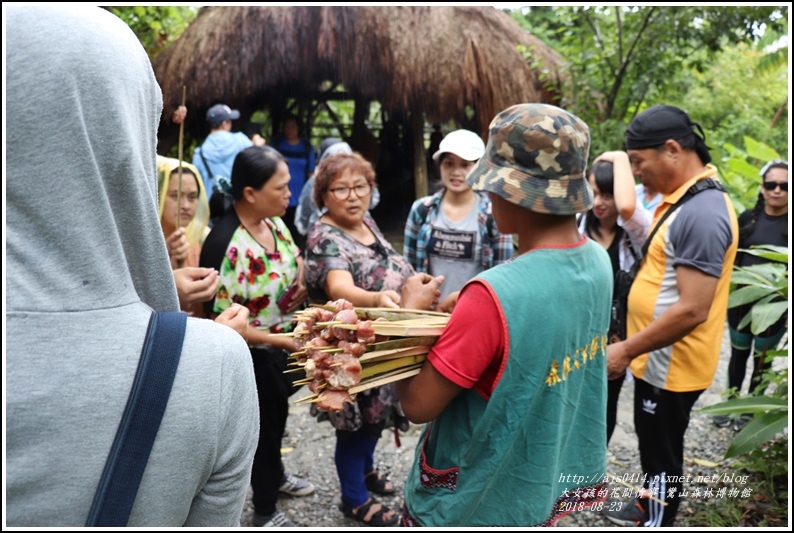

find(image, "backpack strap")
[415,197,432,227]
[482,193,497,241]
[624,227,640,263]
[638,177,725,261]
[85,311,187,527]
[198,149,215,187]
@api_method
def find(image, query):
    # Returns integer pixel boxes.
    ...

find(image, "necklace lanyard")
[243,218,283,262]
[262,220,282,262]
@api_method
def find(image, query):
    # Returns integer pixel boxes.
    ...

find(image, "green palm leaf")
[725,411,789,458]
[728,285,779,308]
[699,396,787,415]
[750,301,789,335]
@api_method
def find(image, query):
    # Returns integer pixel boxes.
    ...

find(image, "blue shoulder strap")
[85,311,187,527]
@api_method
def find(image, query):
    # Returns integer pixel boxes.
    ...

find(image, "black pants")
[726,304,786,397]
[727,345,773,397]
[606,373,625,444]
[634,378,703,527]
[250,346,292,516]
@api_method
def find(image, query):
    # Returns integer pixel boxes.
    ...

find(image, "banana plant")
[718,136,781,213]
[699,244,788,458]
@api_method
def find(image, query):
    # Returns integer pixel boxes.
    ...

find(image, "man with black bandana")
[603,105,739,527]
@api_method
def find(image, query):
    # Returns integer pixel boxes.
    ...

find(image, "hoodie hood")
[7,5,178,313]
[199,131,254,164]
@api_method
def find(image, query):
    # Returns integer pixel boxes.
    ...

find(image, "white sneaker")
[278,473,316,497]
[252,510,298,527]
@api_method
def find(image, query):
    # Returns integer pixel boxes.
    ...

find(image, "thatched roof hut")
[154,5,565,228]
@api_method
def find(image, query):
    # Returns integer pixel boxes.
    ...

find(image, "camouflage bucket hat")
[467,103,592,214]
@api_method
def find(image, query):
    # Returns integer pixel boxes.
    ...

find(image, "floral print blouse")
[213,217,300,333]
[304,214,414,303]
[304,214,414,432]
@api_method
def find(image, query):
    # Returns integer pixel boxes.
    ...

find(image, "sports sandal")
[339,497,399,527]
[365,470,396,495]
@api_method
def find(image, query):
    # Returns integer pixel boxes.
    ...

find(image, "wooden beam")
[411,111,428,199]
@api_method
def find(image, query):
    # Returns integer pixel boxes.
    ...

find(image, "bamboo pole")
[175,85,187,268]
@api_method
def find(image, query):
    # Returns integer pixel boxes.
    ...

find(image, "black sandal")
[365,470,396,495]
[339,497,399,527]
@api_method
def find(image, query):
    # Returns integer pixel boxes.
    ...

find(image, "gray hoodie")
[6,6,259,526]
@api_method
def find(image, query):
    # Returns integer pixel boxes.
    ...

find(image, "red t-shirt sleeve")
[427,280,505,399]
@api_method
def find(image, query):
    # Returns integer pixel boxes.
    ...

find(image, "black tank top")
[605,226,624,276]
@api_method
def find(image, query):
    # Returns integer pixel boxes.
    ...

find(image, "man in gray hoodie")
[6,6,259,527]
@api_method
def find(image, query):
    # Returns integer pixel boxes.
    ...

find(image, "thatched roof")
[153,6,565,136]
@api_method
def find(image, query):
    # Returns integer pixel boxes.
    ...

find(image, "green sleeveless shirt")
[404,239,612,526]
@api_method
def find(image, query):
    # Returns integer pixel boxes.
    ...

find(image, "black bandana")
[625,104,705,149]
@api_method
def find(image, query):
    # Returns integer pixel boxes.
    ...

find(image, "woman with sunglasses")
[200,145,316,527]
[713,159,788,429]
[304,152,441,527]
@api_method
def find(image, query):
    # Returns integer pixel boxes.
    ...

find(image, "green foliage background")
[105,5,198,59]
[509,5,789,167]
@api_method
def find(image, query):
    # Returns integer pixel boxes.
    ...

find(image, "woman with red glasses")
[304,152,441,527]
[713,159,788,429]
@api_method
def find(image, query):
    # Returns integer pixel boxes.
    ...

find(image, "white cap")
[432,129,486,162]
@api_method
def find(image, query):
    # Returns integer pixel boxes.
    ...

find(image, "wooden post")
[411,111,428,200]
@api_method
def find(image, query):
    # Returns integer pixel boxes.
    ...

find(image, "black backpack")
[609,178,726,343]
[198,148,234,224]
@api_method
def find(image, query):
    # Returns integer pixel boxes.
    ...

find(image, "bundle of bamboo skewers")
[280,299,449,411]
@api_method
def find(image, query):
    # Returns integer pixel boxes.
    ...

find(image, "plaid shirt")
[403,189,513,274]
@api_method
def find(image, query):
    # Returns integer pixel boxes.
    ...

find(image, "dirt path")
[242,325,761,527]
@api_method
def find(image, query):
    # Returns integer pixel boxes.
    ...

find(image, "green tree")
[104,6,198,59]
[509,6,786,157]
[665,32,788,164]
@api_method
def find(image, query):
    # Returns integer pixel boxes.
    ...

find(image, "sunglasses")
[762,181,788,192]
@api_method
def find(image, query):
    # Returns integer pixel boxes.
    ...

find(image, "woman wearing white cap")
[404,129,513,309]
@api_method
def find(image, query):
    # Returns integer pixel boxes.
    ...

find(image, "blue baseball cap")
[205,103,240,123]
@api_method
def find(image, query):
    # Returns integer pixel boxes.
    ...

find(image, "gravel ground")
[239,326,773,528]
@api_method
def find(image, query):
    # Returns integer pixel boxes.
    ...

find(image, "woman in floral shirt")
[304,152,434,527]
[200,145,314,527]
